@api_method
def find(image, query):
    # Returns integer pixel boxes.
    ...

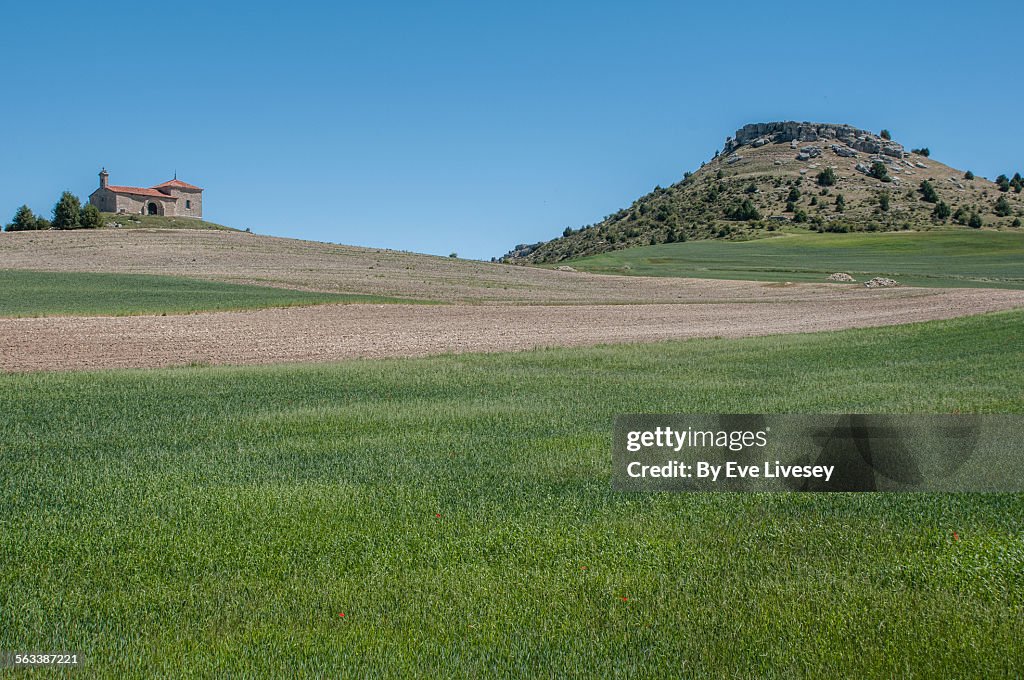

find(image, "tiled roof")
[151,179,203,191]
[105,185,177,199]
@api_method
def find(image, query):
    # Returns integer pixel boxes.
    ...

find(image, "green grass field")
[2,311,1022,676]
[564,230,1024,289]
[0,270,416,317]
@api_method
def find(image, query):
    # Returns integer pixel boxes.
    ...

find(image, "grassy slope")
[100,214,239,231]
[0,270,416,317]
[564,230,1024,289]
[1,312,1023,676]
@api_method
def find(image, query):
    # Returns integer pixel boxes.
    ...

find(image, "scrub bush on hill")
[878,191,891,212]
[726,199,760,221]
[869,162,890,182]
[919,180,939,203]
[816,168,837,187]
[6,192,104,232]
[79,204,104,229]
[4,205,46,231]
[52,191,82,230]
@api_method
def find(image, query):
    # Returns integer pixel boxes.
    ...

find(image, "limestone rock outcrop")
[725,122,905,158]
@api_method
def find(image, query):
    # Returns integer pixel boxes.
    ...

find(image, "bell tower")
[99,167,109,189]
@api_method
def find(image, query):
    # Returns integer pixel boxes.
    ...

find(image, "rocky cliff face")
[726,121,906,159]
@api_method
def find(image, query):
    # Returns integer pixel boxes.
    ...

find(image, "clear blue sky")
[3,0,1021,260]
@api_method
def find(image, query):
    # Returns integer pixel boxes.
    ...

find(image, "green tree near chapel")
[52,191,82,230]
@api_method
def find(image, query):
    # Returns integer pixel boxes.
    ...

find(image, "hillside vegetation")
[99,213,239,231]
[2,311,1022,676]
[503,122,1024,263]
[564,230,1024,289]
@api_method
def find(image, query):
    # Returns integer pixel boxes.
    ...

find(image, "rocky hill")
[502,122,1024,264]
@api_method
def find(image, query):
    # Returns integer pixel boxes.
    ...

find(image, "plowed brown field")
[3,288,1022,372]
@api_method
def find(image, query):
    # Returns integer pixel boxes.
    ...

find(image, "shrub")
[745,183,757,194]
[448,252,458,258]
[816,168,837,187]
[80,204,104,229]
[919,180,939,203]
[995,196,1013,217]
[785,200,796,212]
[953,206,969,224]
[52,191,82,230]
[1013,218,1022,227]
[878,191,891,212]
[5,205,43,232]
[911,148,930,157]
[793,209,808,223]
[787,187,801,202]
[996,175,1010,192]
[880,129,891,140]
[968,212,983,228]
[834,194,846,212]
[964,170,974,180]
[933,201,951,220]
[809,196,818,206]
[869,161,890,182]
[726,199,761,221]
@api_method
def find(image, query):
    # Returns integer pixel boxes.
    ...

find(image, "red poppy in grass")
[436,513,441,518]
[621,597,628,602]
[953,532,960,541]
[339,613,345,618]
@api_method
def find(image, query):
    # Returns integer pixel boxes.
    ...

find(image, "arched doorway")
[147,202,159,215]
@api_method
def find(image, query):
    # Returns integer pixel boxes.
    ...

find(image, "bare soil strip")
[3,287,1021,372]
